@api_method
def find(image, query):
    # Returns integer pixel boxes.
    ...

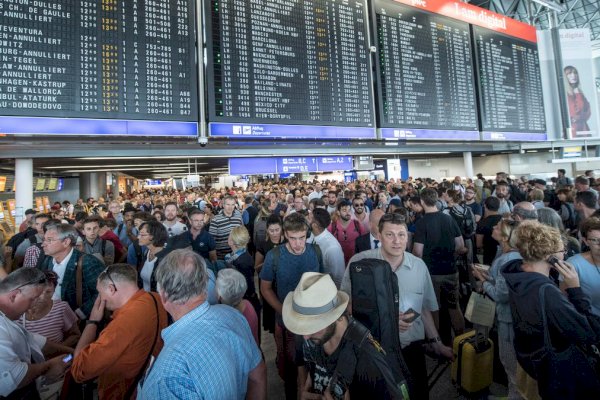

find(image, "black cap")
[25,209,36,215]
[123,203,137,213]
[534,179,547,186]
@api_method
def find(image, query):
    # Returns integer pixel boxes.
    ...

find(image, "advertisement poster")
[560,29,600,138]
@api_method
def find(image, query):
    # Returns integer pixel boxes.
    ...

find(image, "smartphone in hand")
[402,308,420,323]
[547,256,561,268]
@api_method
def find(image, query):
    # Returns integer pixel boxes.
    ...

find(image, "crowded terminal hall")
[2,0,600,399]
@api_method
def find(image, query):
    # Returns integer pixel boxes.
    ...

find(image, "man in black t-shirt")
[413,188,466,340]
[283,273,408,400]
[475,197,503,265]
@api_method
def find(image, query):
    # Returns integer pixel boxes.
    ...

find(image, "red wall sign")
[392,0,537,43]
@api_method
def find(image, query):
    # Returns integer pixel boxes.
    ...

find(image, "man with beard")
[494,181,514,214]
[352,196,370,233]
[326,191,338,214]
[329,200,367,264]
[283,272,409,399]
[464,187,482,223]
[162,202,188,238]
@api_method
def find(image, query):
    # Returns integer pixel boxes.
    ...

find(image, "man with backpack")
[342,212,453,400]
[329,200,367,264]
[260,213,324,399]
[82,216,115,266]
[283,272,410,399]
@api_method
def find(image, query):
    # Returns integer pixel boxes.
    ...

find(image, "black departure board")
[372,0,478,130]
[0,0,197,121]
[206,0,375,127]
[473,26,546,132]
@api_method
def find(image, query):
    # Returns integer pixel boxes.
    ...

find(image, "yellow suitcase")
[451,330,494,393]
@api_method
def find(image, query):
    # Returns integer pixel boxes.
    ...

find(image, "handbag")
[464,292,496,327]
[522,284,600,399]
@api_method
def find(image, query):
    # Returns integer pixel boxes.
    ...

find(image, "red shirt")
[101,230,125,262]
[328,219,367,264]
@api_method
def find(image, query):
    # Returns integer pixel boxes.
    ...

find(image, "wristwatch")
[428,336,442,344]
[85,320,101,326]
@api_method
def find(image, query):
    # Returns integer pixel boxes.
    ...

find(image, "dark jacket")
[148,248,170,293]
[39,249,105,318]
[503,259,600,398]
[354,233,373,254]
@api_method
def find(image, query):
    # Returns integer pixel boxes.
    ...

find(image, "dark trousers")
[402,341,429,400]
[275,322,299,400]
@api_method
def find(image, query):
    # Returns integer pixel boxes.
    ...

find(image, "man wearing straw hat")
[283,272,409,399]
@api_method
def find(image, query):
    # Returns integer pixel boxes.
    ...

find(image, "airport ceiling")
[0,136,526,180]
[471,0,600,41]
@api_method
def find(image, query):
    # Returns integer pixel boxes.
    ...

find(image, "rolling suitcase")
[451,329,494,393]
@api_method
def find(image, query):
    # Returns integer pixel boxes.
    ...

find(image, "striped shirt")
[208,211,243,259]
[18,300,77,343]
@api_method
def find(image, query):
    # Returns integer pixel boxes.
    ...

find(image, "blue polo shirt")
[169,230,216,260]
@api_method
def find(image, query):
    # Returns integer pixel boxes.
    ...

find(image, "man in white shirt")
[163,202,188,237]
[341,213,453,400]
[307,208,345,288]
[0,268,71,398]
[307,182,324,202]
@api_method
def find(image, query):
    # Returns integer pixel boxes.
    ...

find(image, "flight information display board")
[0,0,198,136]
[372,0,479,140]
[229,156,354,175]
[473,26,546,140]
[206,0,376,139]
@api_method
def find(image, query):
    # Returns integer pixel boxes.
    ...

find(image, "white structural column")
[463,151,474,180]
[15,158,33,230]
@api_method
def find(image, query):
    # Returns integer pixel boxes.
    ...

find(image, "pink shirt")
[328,219,367,264]
[241,300,259,346]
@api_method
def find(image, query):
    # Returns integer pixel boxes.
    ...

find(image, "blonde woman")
[503,220,600,399]
[226,226,261,319]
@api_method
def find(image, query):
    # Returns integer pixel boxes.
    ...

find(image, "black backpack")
[450,204,476,238]
[312,318,410,399]
[348,258,413,395]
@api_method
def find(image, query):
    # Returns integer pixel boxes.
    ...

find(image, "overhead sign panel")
[0,0,198,136]
[206,0,376,139]
[229,156,354,175]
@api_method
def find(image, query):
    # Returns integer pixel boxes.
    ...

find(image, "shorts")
[431,272,460,309]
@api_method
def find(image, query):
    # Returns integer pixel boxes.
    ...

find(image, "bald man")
[512,201,538,221]
[354,209,385,254]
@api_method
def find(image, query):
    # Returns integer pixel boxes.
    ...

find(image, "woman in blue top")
[472,218,522,400]
[565,217,600,315]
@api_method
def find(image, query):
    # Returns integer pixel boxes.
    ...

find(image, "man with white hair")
[283,272,409,399]
[138,249,266,399]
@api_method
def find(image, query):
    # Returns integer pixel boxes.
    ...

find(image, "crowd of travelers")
[1,168,600,399]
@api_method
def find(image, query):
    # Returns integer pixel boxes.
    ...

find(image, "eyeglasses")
[42,237,64,244]
[586,238,600,245]
[12,276,47,292]
[353,203,364,207]
[101,267,118,292]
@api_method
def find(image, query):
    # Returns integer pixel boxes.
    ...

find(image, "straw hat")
[282,272,349,336]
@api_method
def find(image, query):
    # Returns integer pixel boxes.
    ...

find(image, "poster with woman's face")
[560,29,600,138]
